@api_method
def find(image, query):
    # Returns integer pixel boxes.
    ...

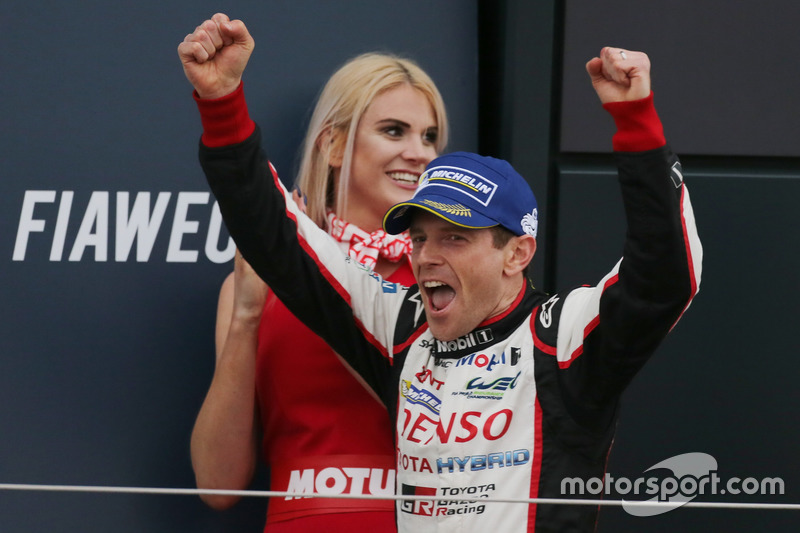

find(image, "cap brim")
[383,194,499,235]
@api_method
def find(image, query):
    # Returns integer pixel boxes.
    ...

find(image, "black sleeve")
[544,147,702,431]
[199,127,402,399]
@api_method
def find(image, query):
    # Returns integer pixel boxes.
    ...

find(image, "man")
[180,15,702,532]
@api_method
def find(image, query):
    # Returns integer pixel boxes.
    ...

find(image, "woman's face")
[339,83,438,230]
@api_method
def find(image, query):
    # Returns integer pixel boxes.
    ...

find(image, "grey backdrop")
[560,0,800,157]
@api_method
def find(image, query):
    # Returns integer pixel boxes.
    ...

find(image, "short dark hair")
[489,226,530,278]
[489,225,515,249]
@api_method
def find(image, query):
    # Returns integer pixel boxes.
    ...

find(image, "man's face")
[409,211,522,341]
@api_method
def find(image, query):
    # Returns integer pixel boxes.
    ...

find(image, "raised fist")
[586,47,651,104]
[178,13,255,99]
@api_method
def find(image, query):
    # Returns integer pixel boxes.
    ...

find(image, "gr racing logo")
[400,483,494,517]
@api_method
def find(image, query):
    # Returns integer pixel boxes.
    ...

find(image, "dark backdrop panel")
[560,0,800,157]
[556,164,800,531]
[476,0,563,291]
[0,1,477,531]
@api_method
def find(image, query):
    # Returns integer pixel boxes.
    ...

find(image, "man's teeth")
[425,281,456,310]
[389,172,418,184]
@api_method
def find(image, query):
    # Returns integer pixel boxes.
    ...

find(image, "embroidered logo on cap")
[419,165,498,207]
[521,208,538,238]
[421,199,471,217]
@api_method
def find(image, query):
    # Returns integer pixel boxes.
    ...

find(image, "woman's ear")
[504,235,537,276]
[317,127,345,168]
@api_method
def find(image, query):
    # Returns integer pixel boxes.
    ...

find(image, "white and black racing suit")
[198,93,702,532]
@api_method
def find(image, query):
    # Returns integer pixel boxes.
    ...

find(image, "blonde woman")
[181,13,448,532]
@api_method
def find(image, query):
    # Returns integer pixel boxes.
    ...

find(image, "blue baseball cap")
[383,151,538,238]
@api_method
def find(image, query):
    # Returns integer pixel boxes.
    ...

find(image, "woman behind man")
[181,13,448,532]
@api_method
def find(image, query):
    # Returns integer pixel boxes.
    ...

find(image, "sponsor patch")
[400,483,438,516]
[670,161,684,188]
[400,483,494,517]
[436,328,494,354]
[401,380,442,415]
[419,165,499,207]
[437,449,530,473]
[451,371,522,401]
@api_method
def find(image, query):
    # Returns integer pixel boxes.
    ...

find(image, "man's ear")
[504,235,537,276]
[317,126,345,168]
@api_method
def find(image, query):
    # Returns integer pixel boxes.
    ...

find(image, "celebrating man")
[180,16,702,532]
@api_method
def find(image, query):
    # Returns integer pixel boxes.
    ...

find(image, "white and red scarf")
[326,210,411,269]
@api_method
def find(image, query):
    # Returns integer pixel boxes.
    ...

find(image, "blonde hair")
[295,52,449,228]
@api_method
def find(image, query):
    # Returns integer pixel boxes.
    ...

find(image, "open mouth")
[424,280,456,312]
[388,171,419,185]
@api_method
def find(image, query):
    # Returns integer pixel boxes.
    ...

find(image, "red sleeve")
[602,92,665,152]
[193,82,256,148]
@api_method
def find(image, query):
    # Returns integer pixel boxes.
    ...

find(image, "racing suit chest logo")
[434,328,494,355]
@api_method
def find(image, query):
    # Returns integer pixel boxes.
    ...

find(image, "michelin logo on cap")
[419,166,498,207]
